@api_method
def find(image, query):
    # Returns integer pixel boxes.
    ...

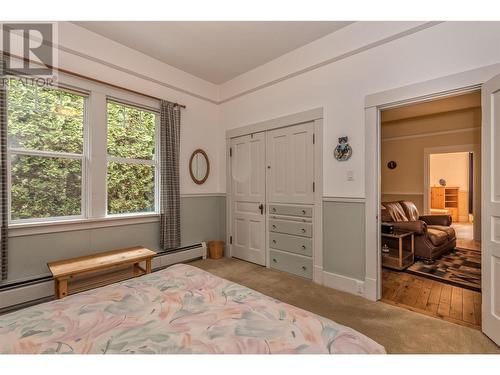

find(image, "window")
[7,79,86,221]
[106,101,158,215]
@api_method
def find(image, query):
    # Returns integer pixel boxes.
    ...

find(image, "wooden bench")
[47,246,156,299]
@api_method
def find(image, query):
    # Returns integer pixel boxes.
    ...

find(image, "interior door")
[481,74,500,346]
[230,133,266,265]
[266,122,314,204]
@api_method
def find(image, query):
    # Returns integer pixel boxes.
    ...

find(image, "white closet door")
[230,133,266,265]
[266,122,314,204]
[481,73,500,346]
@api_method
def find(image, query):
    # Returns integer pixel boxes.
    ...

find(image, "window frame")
[6,72,162,235]
[7,83,89,225]
[105,98,160,218]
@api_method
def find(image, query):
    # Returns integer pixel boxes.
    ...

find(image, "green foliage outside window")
[8,80,84,220]
[7,79,157,220]
[106,102,156,215]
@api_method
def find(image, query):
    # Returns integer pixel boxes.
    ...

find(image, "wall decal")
[334,136,352,161]
[387,161,397,169]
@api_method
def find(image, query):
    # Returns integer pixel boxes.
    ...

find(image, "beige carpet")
[190,257,499,354]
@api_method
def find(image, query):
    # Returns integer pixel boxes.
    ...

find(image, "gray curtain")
[0,57,8,280]
[159,100,181,251]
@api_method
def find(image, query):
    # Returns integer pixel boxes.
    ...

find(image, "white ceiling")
[73,21,352,84]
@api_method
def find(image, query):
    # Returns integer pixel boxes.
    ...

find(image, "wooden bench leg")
[56,278,68,299]
[133,262,142,276]
[145,259,152,274]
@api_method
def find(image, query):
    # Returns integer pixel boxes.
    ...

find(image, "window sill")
[8,214,160,237]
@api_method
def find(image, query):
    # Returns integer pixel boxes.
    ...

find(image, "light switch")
[347,170,354,181]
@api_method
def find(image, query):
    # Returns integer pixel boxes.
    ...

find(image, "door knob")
[259,203,264,214]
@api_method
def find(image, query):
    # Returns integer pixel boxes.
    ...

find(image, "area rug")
[405,248,481,291]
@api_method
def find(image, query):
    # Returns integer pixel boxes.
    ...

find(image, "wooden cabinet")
[430,186,459,222]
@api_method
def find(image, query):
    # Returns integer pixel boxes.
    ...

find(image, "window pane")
[11,154,82,220]
[7,79,85,153]
[107,102,156,160]
[107,162,155,214]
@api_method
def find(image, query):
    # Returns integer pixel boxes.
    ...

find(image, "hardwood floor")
[456,238,481,251]
[382,268,481,329]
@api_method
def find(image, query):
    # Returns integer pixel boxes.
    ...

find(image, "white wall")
[219,21,500,198]
[56,22,224,195]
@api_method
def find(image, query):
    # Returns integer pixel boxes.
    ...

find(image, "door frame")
[225,108,324,283]
[364,62,500,301]
[423,144,481,241]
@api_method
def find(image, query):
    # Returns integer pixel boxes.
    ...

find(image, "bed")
[0,264,385,354]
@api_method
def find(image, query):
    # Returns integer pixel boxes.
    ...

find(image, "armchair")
[381,201,456,262]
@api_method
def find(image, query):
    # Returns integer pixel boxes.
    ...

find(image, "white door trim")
[226,109,323,283]
[364,62,500,302]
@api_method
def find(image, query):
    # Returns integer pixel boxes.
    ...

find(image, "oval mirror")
[189,149,210,185]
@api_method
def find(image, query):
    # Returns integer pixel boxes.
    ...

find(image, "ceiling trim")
[218,21,443,104]
[56,43,219,104]
[55,21,443,106]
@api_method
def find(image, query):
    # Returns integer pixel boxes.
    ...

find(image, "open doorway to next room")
[379,91,482,329]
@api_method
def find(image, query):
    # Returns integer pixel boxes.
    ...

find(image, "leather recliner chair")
[381,201,456,262]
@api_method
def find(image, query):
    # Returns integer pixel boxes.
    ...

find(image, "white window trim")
[8,213,160,237]
[7,72,162,235]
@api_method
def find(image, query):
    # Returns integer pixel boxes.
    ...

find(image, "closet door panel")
[267,123,314,204]
[267,132,288,201]
[230,133,266,266]
[289,125,313,202]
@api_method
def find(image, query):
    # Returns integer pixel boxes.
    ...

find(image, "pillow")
[381,201,409,222]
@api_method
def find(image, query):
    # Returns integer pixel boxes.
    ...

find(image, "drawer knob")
[302,209,306,214]
[272,240,276,244]
[272,258,277,263]
[301,228,306,233]
[302,265,307,271]
[301,245,306,249]
[272,225,277,229]
[272,208,276,212]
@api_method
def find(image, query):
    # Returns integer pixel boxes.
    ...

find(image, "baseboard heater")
[0,242,207,314]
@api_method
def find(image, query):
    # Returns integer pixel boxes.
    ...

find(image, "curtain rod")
[1,52,186,109]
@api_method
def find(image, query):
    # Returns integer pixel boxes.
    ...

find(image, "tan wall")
[381,107,481,223]
[430,152,469,191]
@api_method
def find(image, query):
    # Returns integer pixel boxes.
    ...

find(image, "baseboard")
[0,243,207,312]
[0,280,53,311]
[322,270,365,297]
[363,277,378,301]
[313,265,323,284]
[152,242,207,270]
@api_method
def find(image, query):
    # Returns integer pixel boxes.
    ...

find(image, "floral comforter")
[0,264,385,354]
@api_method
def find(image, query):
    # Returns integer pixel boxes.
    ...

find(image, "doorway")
[425,148,481,251]
[365,66,500,346]
[378,91,482,329]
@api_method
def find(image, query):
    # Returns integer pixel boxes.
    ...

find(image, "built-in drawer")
[269,232,312,257]
[269,219,312,238]
[269,205,312,218]
[270,250,313,279]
